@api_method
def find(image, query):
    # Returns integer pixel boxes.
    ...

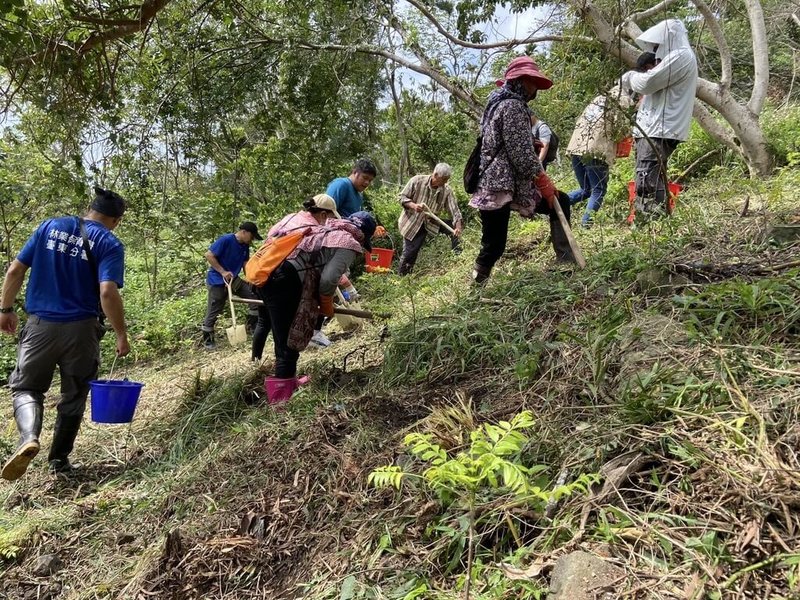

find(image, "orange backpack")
[245,229,308,287]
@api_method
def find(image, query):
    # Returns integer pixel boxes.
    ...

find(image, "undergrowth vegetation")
[3,115,800,598]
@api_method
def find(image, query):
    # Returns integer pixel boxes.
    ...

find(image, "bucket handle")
[226,280,238,327]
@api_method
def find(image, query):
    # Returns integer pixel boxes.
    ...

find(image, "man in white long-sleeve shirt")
[622,18,697,220]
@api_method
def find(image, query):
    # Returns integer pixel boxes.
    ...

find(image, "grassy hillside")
[2,166,800,600]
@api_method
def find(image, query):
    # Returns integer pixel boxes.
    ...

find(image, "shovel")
[225,280,248,346]
[551,197,587,269]
[420,204,457,235]
[334,287,364,331]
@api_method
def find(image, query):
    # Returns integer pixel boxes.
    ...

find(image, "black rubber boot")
[1,394,44,481]
[202,330,216,350]
[48,414,83,475]
[550,192,577,264]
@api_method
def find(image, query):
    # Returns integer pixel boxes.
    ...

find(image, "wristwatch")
[0,307,13,314]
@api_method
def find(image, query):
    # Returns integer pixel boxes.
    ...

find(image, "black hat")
[636,52,657,72]
[239,221,263,240]
[91,186,127,218]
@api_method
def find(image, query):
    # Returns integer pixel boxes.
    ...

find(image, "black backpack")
[463,136,483,194]
[534,124,559,165]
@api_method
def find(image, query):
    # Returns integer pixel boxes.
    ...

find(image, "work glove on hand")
[319,295,335,318]
[374,225,387,238]
[534,172,558,209]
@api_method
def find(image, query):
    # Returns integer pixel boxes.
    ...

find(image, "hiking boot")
[202,330,216,350]
[308,330,331,348]
[1,394,44,482]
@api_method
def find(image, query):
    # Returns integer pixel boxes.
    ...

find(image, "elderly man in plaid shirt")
[397,163,464,275]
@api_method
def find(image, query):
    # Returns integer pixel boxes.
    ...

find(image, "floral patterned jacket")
[470,89,544,214]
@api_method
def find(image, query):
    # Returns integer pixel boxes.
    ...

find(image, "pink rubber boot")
[265,377,298,405]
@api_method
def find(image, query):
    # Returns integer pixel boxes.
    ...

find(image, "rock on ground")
[547,551,624,600]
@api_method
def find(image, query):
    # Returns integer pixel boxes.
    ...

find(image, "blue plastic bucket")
[89,379,144,424]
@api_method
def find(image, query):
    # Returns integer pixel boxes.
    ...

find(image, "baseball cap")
[311,194,341,218]
[239,221,263,240]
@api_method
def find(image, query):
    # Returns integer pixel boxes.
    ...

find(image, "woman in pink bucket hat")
[469,56,577,283]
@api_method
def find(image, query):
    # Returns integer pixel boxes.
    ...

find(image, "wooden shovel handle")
[419,204,457,235]
[230,296,388,320]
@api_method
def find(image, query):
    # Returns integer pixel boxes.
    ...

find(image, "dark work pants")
[251,304,272,361]
[476,203,513,273]
[634,137,679,218]
[399,220,461,275]
[9,317,104,418]
[476,194,573,274]
[535,192,574,263]
[202,276,258,333]
[257,263,303,378]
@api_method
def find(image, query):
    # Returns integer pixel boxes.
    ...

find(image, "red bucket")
[616,136,634,158]
[365,248,394,273]
[626,181,682,224]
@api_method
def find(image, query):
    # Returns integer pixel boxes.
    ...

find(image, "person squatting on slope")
[1,187,130,481]
[469,56,576,284]
[621,18,698,220]
[254,211,376,401]
[566,84,635,228]
[397,163,463,275]
[251,194,341,361]
[201,222,263,350]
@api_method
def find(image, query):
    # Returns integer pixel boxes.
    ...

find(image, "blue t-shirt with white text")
[326,177,363,218]
[17,216,125,322]
[206,233,250,286]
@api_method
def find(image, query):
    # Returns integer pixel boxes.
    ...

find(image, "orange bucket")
[616,136,634,158]
[365,248,394,273]
[626,181,682,224]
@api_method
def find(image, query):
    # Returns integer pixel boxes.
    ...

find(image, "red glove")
[319,295,335,318]
[534,172,558,209]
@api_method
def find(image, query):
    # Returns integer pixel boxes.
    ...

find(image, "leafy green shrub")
[761,103,800,167]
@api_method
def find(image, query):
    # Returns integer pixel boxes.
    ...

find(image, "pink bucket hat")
[496,56,553,89]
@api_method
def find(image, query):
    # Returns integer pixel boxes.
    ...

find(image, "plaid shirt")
[397,175,463,241]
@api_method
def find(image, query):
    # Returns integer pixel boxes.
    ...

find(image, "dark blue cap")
[348,211,377,251]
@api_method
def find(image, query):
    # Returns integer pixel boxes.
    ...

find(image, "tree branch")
[691,0,732,89]
[621,0,682,40]
[252,37,484,118]
[744,0,769,114]
[404,0,588,49]
[691,96,739,153]
[77,0,172,55]
[71,14,140,27]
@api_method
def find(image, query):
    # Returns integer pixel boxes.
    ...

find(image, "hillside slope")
[2,174,800,600]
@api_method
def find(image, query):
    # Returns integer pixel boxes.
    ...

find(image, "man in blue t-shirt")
[325,158,378,218]
[202,222,263,350]
[0,187,130,481]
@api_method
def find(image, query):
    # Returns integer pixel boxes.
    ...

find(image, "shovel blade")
[226,325,247,346]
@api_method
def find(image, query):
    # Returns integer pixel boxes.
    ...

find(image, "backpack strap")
[77,217,105,324]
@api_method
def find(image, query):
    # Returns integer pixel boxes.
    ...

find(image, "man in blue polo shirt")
[0,187,130,481]
[202,222,263,350]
